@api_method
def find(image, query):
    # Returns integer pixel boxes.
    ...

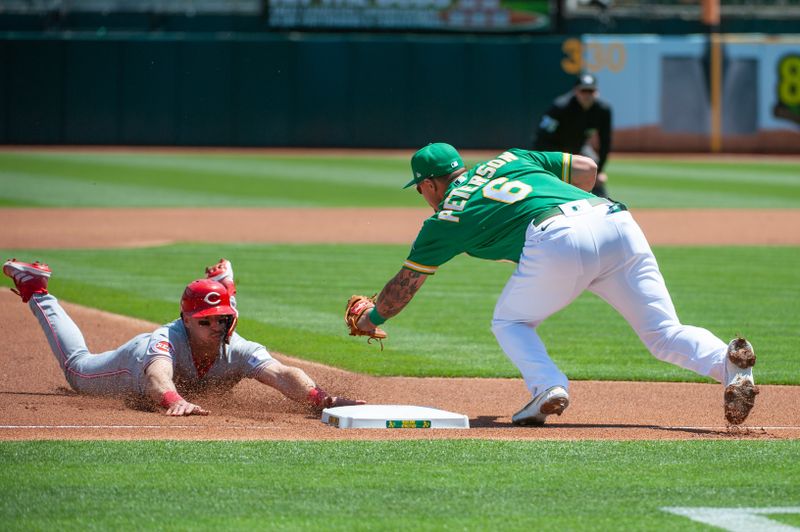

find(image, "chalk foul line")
[662,507,800,531]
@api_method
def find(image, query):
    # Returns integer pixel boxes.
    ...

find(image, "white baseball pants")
[491,203,728,398]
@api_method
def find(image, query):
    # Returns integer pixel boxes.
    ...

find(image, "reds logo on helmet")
[181,279,237,318]
[203,292,221,305]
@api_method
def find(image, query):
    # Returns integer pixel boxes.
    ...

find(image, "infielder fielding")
[345,143,757,426]
[4,258,363,415]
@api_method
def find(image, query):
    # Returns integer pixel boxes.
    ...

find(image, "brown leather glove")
[345,294,388,348]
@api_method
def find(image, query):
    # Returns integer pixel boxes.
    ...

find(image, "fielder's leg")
[587,212,728,380]
[587,211,757,424]
[492,220,596,423]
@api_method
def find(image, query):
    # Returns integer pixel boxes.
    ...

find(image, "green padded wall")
[0,33,570,148]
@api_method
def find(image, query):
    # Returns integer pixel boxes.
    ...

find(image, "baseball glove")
[345,294,388,349]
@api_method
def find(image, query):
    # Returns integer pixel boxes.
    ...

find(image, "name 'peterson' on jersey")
[438,151,519,222]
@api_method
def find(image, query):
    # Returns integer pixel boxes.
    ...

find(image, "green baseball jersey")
[404,149,594,274]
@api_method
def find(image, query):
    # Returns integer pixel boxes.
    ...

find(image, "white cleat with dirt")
[723,337,758,425]
[512,385,570,426]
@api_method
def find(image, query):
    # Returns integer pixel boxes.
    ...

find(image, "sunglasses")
[197,317,230,327]
[415,178,431,194]
[578,88,596,94]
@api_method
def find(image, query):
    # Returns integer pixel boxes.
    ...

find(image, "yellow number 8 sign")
[778,54,800,107]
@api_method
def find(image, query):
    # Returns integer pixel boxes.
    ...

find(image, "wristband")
[308,387,330,408]
[368,306,387,326]
[160,390,184,409]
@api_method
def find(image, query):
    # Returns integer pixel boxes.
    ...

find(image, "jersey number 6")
[483,178,533,204]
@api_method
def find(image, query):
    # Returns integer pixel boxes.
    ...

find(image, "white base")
[321,404,469,429]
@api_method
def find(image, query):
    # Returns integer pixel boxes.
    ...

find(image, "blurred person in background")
[533,73,613,198]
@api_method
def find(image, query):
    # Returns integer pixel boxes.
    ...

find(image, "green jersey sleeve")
[517,150,575,185]
[403,218,463,275]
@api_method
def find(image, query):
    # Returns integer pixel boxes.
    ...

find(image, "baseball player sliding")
[346,143,757,426]
[4,258,363,415]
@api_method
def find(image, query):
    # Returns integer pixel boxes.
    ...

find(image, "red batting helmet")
[181,279,237,318]
[181,278,238,344]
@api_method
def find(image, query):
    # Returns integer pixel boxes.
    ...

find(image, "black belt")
[532,197,628,227]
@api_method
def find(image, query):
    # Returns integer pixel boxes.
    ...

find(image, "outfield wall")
[1,32,798,152]
[0,33,569,149]
[585,34,800,153]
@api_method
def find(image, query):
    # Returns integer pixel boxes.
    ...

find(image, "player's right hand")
[165,399,210,416]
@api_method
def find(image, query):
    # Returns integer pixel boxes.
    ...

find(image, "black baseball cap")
[575,73,598,90]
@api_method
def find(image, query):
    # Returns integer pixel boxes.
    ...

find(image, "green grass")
[1,440,798,530]
[3,243,798,384]
[0,151,411,207]
[1,150,799,208]
[1,151,796,531]
[606,158,800,208]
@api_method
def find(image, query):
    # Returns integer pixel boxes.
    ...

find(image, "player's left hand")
[165,399,210,416]
[345,294,387,346]
[355,311,378,334]
[327,395,367,408]
[309,386,366,409]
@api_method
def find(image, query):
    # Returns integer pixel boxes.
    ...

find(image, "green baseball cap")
[404,143,465,189]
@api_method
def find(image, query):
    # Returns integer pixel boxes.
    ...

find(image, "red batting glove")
[161,390,210,416]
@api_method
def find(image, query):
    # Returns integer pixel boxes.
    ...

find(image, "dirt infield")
[1,207,799,440]
[3,208,800,248]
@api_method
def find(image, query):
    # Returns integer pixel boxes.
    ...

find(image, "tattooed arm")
[375,268,428,318]
[356,268,428,330]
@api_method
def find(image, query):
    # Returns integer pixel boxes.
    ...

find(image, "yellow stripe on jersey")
[561,153,572,184]
[403,260,438,275]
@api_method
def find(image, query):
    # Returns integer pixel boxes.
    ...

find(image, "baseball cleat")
[723,337,758,425]
[3,259,52,302]
[512,385,570,426]
[205,258,236,295]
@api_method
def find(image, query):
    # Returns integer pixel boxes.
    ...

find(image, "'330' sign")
[561,38,626,75]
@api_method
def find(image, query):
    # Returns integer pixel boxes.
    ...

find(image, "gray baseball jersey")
[29,293,274,397]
